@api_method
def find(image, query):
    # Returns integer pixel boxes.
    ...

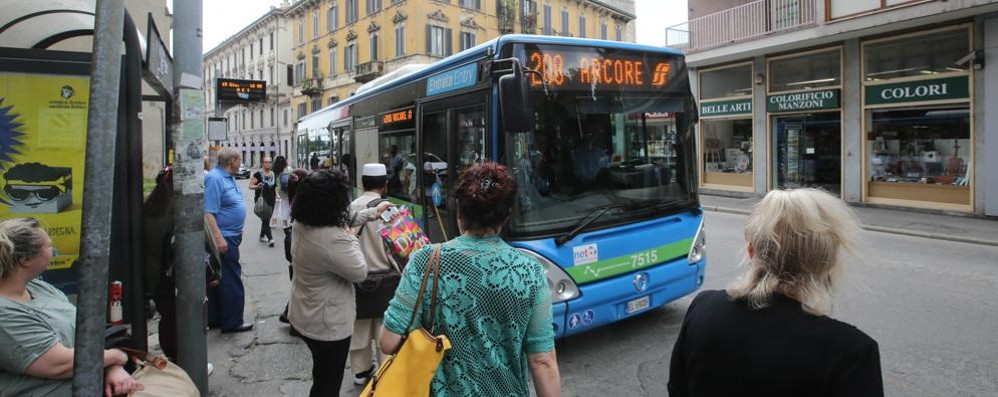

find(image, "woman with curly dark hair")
[287,170,393,396]
[379,162,561,396]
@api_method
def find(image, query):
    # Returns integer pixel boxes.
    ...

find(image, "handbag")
[361,244,451,397]
[117,348,200,397]
[253,195,273,220]
[378,207,431,269]
[354,270,402,319]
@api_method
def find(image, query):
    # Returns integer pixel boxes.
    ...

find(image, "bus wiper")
[555,203,629,246]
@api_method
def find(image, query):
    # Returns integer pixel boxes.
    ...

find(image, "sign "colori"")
[767,89,840,112]
[865,76,969,105]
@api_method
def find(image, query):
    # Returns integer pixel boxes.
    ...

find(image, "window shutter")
[445,28,453,56]
[286,65,294,86]
[426,25,432,54]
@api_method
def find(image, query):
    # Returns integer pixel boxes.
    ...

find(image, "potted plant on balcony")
[300,74,324,96]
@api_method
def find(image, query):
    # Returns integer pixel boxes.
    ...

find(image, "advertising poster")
[0,71,90,271]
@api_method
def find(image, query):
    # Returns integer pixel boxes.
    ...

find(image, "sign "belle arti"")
[700,98,752,117]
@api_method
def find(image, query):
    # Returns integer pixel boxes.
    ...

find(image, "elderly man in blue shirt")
[204,148,253,333]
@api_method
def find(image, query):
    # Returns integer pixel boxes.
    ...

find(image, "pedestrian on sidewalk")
[288,170,393,397]
[348,163,401,386]
[249,155,276,246]
[379,162,562,396]
[668,188,883,397]
[204,148,253,334]
[279,168,309,327]
[270,156,292,231]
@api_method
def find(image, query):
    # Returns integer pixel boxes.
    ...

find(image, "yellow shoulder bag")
[361,244,452,397]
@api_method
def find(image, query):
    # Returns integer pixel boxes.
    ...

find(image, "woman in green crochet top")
[380,162,562,396]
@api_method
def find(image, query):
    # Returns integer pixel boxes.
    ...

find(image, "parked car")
[235,165,251,179]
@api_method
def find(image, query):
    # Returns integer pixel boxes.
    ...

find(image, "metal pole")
[122,12,148,351]
[73,0,124,395]
[172,0,209,393]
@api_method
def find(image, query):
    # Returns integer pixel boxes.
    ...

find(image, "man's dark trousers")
[208,235,245,331]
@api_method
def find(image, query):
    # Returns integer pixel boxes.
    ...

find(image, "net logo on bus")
[526,47,675,92]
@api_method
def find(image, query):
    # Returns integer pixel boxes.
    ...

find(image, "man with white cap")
[348,163,401,385]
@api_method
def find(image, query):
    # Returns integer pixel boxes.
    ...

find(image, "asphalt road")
[554,210,998,397]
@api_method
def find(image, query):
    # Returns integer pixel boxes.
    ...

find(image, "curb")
[704,206,998,247]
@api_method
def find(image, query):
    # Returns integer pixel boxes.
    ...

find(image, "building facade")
[668,0,998,217]
[286,0,635,164]
[203,6,295,168]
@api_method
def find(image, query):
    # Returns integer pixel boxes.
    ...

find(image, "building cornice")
[204,7,289,59]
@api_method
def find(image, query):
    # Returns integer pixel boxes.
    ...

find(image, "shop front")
[767,48,843,195]
[862,25,974,211]
[698,63,754,191]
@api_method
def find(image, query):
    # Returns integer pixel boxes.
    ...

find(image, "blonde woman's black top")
[668,290,883,397]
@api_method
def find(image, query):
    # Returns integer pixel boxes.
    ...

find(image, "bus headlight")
[688,219,706,264]
[517,248,580,304]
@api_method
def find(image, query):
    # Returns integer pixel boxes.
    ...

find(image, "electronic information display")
[216,78,266,102]
[523,45,678,92]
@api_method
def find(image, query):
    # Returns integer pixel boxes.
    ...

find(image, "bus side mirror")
[499,61,535,133]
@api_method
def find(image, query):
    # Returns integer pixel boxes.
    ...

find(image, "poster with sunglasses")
[0,70,89,271]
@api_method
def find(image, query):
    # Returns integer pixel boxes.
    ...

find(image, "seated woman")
[667,188,883,396]
[0,217,142,396]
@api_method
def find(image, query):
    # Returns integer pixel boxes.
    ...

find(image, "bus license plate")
[626,296,650,314]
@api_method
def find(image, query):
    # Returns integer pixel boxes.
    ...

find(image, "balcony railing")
[354,61,384,83]
[666,0,816,53]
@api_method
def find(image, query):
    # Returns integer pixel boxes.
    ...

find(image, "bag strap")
[427,244,443,332]
[403,244,441,335]
[355,198,389,236]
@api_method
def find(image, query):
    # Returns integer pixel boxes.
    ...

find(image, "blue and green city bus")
[297,35,706,338]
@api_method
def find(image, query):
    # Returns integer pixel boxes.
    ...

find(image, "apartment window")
[601,21,607,40]
[311,53,320,77]
[298,16,304,44]
[251,111,255,129]
[578,15,586,38]
[283,109,289,126]
[270,107,275,127]
[459,0,480,10]
[370,32,379,61]
[250,43,254,59]
[270,65,275,85]
[298,102,307,117]
[460,31,475,51]
[328,96,339,106]
[427,26,450,56]
[329,50,337,76]
[259,110,264,129]
[395,24,405,57]
[242,111,247,130]
[543,4,551,35]
[295,62,305,85]
[270,32,274,50]
[561,9,569,36]
[313,11,319,38]
[615,24,622,41]
[328,3,338,31]
[366,0,381,15]
[259,38,263,55]
[311,97,322,113]
[346,0,358,24]
[345,42,357,72]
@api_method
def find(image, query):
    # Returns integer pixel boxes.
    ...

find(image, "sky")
[200,0,689,53]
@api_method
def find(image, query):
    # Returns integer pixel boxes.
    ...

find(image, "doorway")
[772,112,841,194]
[418,92,488,243]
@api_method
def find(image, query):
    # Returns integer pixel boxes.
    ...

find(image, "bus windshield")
[504,45,698,237]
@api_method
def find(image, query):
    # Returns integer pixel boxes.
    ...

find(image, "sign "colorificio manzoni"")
[767,89,840,113]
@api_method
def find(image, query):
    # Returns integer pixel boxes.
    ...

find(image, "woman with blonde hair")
[668,188,882,397]
[0,217,143,396]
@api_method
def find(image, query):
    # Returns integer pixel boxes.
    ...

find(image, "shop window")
[868,106,970,189]
[700,64,752,100]
[701,118,753,184]
[769,49,841,93]
[864,27,970,81]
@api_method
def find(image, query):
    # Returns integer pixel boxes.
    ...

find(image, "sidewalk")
[700,194,998,247]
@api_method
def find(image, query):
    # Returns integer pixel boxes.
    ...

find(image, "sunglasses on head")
[4,185,64,202]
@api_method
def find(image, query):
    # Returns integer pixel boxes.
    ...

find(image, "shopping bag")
[378,207,430,269]
[361,245,450,397]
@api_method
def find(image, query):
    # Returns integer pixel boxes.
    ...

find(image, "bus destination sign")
[377,106,415,131]
[216,78,266,102]
[524,45,677,92]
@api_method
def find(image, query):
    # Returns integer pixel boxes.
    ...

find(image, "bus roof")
[297,35,685,129]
